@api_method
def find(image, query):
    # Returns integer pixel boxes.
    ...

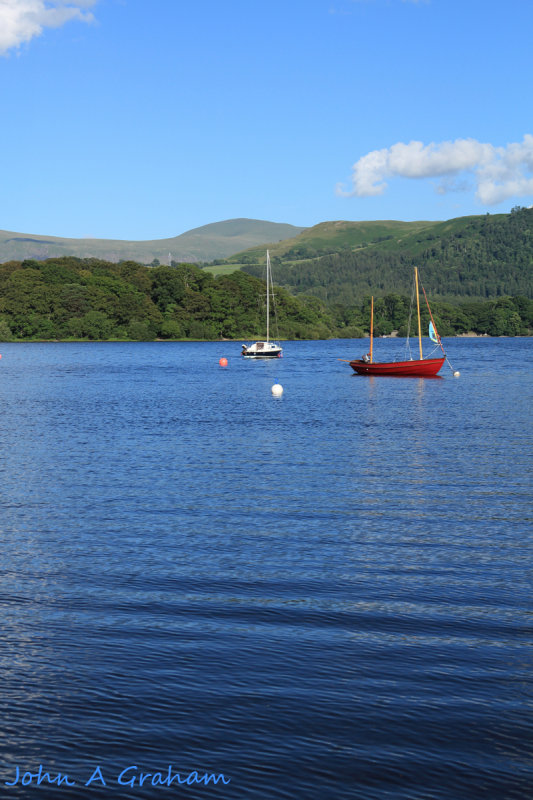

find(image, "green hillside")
[229,219,435,263]
[238,207,533,302]
[0,219,305,265]
[1,209,531,342]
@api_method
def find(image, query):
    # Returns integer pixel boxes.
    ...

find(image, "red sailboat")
[348,268,446,377]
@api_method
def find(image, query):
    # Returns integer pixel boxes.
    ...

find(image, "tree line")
[0,258,335,341]
[0,256,530,342]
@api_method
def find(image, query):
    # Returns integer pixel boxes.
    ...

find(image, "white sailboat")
[241,250,283,358]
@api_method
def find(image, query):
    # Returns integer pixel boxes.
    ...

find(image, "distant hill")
[0,219,306,264]
[236,208,533,302]
[3,209,532,304]
[229,219,436,262]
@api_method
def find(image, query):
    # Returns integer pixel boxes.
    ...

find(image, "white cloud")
[0,0,97,55]
[338,135,533,206]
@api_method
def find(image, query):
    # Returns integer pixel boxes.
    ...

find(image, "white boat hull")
[242,341,282,358]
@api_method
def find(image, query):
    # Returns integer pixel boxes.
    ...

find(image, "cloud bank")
[338,135,533,205]
[0,0,97,54]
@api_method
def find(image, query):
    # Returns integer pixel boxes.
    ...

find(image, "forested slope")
[241,207,533,303]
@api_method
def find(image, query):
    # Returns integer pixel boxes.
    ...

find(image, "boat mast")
[266,250,270,343]
[415,267,423,360]
[370,296,374,363]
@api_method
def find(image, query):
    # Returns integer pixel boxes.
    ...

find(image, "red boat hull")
[349,357,445,377]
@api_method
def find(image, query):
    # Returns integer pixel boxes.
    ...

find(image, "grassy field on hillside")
[202,264,245,277]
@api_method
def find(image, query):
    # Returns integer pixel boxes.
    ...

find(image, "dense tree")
[0,254,530,342]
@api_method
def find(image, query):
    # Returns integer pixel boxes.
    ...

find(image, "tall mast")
[266,250,270,343]
[370,296,374,363]
[415,267,423,360]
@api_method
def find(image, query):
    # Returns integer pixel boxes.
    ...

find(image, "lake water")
[0,338,531,799]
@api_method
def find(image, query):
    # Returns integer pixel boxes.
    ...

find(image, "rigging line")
[418,271,456,373]
[421,281,446,357]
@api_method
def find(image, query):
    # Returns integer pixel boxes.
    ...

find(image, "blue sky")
[1,0,532,240]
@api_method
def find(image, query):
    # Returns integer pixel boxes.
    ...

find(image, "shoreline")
[1,333,529,344]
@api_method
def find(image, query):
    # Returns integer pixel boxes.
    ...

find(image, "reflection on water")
[0,339,531,800]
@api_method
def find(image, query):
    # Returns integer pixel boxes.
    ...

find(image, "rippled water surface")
[0,339,531,799]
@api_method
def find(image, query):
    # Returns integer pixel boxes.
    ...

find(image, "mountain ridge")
[0,218,306,264]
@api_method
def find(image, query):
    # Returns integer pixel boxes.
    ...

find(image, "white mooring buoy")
[453,371,461,378]
[271,383,284,396]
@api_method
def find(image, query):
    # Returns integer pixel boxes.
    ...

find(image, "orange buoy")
[219,357,228,367]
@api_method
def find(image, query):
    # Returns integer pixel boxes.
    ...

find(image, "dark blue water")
[0,338,531,799]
